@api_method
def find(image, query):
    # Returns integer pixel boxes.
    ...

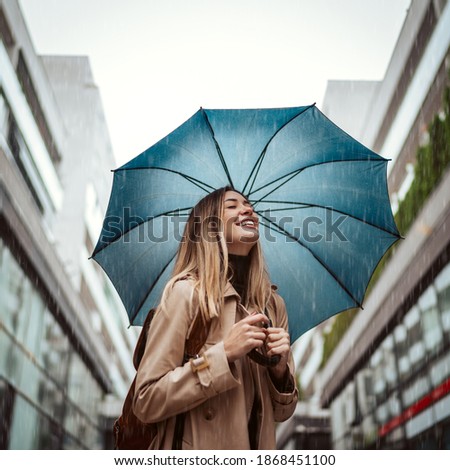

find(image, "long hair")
[160,186,273,323]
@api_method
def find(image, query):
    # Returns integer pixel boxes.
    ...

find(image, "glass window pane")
[402,375,430,407]
[429,351,450,387]
[422,306,443,352]
[0,241,26,335]
[438,286,450,333]
[8,396,39,449]
[0,92,10,135]
[40,309,70,388]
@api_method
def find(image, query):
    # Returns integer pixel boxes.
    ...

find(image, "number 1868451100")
[256,454,336,466]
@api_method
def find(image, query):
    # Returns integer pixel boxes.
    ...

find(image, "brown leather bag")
[113,308,210,450]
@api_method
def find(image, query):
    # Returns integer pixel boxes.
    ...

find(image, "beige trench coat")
[133,278,298,450]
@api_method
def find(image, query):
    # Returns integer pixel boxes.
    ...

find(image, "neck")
[228,253,250,300]
[227,244,253,256]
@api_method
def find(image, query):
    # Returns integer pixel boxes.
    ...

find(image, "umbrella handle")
[244,307,281,366]
[247,348,281,367]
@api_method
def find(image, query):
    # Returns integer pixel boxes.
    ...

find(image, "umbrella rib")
[249,157,386,202]
[115,166,216,193]
[92,206,193,257]
[129,252,177,325]
[252,168,304,206]
[255,201,400,238]
[249,168,307,198]
[252,137,382,188]
[243,103,316,196]
[200,108,234,188]
[258,213,363,309]
[255,204,314,212]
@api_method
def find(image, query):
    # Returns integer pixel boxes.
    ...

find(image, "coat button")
[204,409,215,421]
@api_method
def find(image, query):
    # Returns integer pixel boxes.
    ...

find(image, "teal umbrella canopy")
[91,105,401,343]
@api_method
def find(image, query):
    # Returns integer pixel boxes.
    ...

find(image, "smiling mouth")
[237,219,257,229]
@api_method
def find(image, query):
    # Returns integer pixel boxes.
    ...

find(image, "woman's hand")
[224,313,269,363]
[265,326,291,381]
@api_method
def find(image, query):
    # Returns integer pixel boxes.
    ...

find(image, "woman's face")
[222,190,259,255]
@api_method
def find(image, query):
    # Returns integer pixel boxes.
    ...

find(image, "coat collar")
[224,281,240,299]
[223,281,279,299]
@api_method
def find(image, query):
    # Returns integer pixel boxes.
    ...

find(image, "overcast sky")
[19,0,410,167]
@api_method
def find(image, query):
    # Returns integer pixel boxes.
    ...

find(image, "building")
[319,0,450,449]
[0,0,137,449]
[277,401,331,450]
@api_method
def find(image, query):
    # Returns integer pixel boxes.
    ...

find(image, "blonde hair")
[160,187,273,323]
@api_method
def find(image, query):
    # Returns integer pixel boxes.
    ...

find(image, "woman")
[133,186,297,449]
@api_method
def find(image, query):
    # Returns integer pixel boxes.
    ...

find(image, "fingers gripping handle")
[247,314,281,367]
[247,348,281,367]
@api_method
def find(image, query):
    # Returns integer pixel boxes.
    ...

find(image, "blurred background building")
[2,0,450,451]
[0,0,137,449]
[278,0,450,450]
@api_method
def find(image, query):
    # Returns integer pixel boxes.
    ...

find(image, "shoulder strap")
[184,312,211,359]
[132,309,156,370]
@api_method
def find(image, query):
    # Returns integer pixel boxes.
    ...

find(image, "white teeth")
[240,220,255,227]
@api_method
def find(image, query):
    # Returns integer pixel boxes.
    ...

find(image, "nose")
[240,204,253,215]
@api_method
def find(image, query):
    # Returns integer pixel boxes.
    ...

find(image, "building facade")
[319,0,450,449]
[0,0,136,449]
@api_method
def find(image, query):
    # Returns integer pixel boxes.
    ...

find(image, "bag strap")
[184,312,211,359]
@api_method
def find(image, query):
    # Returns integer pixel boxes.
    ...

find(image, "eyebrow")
[224,198,251,204]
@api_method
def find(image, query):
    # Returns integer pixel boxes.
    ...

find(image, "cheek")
[223,216,237,241]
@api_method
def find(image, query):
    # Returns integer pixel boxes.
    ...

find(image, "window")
[16,52,61,165]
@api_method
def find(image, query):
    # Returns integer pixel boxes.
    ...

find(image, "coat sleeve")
[267,292,298,422]
[133,279,240,424]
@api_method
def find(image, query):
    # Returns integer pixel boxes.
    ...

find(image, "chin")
[237,231,259,243]
[238,237,259,251]
[228,236,259,256]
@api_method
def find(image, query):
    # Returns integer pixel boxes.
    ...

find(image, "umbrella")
[91,104,401,343]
